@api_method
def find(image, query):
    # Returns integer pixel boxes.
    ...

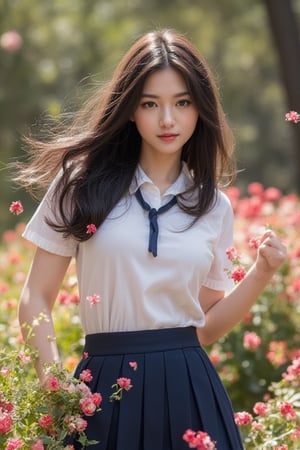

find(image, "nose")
[159,107,175,128]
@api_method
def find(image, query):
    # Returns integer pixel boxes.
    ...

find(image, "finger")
[260,229,274,243]
[259,239,287,261]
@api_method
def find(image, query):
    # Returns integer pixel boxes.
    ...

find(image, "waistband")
[84,326,200,356]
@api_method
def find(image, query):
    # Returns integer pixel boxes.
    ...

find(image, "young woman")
[16,29,286,449]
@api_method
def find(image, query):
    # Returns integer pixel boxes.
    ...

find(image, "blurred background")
[1,0,300,232]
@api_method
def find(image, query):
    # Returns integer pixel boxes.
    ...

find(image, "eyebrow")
[141,92,191,98]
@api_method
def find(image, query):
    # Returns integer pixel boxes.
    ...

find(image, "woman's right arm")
[18,247,72,382]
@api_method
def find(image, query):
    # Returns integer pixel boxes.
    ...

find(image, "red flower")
[0,411,13,434]
[0,401,13,413]
[279,402,296,420]
[38,414,53,429]
[9,200,24,215]
[86,224,97,234]
[231,267,246,282]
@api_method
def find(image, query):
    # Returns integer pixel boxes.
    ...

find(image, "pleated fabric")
[71,327,244,450]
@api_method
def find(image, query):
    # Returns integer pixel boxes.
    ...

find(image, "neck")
[139,156,182,194]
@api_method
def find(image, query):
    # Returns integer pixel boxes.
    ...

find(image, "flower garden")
[0,181,300,449]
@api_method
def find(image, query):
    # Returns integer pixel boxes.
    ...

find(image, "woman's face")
[132,67,199,164]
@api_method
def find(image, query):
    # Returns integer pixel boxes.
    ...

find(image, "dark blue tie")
[135,188,177,257]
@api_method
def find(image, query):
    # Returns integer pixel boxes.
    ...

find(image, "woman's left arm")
[197,230,287,346]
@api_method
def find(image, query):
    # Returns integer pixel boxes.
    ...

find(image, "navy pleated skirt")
[72,327,243,450]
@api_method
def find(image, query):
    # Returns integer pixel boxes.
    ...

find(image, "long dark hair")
[14,29,235,241]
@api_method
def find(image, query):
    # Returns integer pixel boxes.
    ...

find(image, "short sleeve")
[22,177,78,257]
[203,192,235,293]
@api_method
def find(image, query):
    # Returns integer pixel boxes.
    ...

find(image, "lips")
[157,133,179,142]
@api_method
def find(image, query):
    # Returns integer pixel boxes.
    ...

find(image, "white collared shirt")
[23,163,234,334]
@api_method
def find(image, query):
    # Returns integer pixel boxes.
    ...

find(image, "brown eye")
[141,101,157,108]
[176,99,192,107]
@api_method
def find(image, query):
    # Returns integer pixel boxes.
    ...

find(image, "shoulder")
[213,189,233,214]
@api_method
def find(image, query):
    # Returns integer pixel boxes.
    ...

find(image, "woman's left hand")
[256,229,287,274]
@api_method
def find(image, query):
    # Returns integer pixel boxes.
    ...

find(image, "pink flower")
[86,224,97,234]
[231,266,246,282]
[248,237,261,249]
[9,200,24,215]
[225,246,239,262]
[31,440,45,450]
[5,437,24,450]
[0,411,13,434]
[182,428,216,449]
[79,368,93,383]
[266,341,288,367]
[234,411,253,426]
[65,415,88,433]
[110,377,133,401]
[290,429,300,440]
[0,368,11,376]
[264,187,282,202]
[43,375,61,391]
[282,357,300,381]
[243,331,262,351]
[251,421,263,431]
[38,414,53,428]
[91,392,102,407]
[129,361,138,371]
[0,30,22,52]
[80,397,97,416]
[117,377,132,390]
[253,401,268,416]
[0,401,13,413]
[74,416,88,432]
[285,111,300,123]
[75,381,91,397]
[86,293,101,306]
[248,182,264,196]
[18,351,32,363]
[279,402,296,420]
[226,186,240,201]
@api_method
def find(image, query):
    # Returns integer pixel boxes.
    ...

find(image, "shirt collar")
[129,161,194,196]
